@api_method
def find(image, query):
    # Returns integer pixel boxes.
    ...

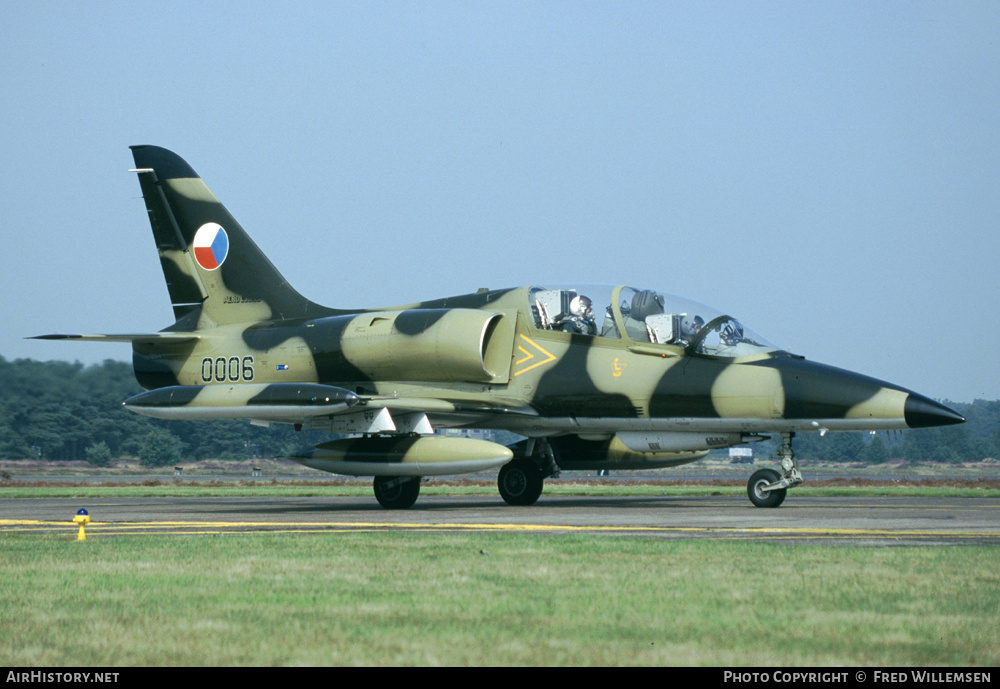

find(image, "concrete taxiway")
[2,494,999,545]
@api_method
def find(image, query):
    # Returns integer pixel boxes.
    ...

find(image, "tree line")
[0,357,330,466]
[1,356,997,466]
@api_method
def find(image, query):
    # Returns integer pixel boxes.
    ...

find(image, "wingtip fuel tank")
[290,435,514,477]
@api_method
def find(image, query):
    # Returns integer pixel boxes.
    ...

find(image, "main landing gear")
[498,438,558,506]
[373,475,421,509]
[747,432,803,508]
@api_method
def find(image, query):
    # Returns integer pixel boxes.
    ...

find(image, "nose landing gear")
[747,433,802,508]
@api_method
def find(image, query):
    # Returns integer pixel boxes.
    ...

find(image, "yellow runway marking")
[3,519,999,541]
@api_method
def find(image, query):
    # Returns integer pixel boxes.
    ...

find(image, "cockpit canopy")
[528,285,780,358]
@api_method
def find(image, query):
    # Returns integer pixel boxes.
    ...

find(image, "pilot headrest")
[630,291,664,320]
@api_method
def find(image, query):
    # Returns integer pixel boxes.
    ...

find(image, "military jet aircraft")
[35,146,965,509]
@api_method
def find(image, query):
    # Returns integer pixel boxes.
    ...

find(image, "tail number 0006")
[201,356,254,382]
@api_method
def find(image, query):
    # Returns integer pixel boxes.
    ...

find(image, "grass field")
[2,531,998,666]
[3,475,998,666]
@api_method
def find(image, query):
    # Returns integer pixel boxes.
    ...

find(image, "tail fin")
[130,145,334,328]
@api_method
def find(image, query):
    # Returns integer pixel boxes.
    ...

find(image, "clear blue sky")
[2,2,997,403]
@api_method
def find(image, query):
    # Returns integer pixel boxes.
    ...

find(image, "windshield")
[528,285,780,358]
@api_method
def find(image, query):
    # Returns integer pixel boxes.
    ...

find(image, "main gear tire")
[373,476,421,509]
[498,460,544,506]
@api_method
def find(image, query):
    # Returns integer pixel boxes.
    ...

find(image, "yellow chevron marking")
[514,334,557,376]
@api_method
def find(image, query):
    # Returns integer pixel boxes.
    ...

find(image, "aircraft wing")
[122,383,537,433]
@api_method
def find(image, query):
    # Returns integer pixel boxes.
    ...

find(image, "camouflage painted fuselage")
[129,282,957,436]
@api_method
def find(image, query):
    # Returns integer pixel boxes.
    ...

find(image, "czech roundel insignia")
[193,223,229,271]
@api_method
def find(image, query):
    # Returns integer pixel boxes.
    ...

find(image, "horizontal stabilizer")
[29,333,201,344]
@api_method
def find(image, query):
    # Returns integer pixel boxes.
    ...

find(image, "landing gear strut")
[373,475,421,509]
[498,438,558,506]
[746,432,803,508]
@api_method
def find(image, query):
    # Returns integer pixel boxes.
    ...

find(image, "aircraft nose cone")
[904,394,965,428]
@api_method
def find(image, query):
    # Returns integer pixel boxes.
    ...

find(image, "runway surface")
[3,494,999,545]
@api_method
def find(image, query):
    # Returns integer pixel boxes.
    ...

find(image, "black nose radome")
[904,394,965,429]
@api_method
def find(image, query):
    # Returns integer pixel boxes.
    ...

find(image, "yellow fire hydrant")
[73,508,90,541]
